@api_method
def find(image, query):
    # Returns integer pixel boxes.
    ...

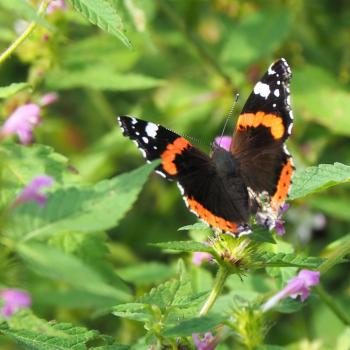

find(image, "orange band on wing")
[186,197,238,233]
[161,137,191,175]
[271,158,294,209]
[237,112,285,139]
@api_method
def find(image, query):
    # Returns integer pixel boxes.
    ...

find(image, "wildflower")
[0,103,41,145]
[47,0,67,14]
[193,332,219,350]
[262,269,320,312]
[14,175,54,207]
[214,136,232,151]
[39,92,58,106]
[0,289,31,318]
[192,252,212,266]
[274,203,289,236]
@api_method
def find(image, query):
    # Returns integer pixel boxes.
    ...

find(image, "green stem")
[0,0,50,66]
[199,265,229,317]
[315,285,350,326]
[158,0,234,89]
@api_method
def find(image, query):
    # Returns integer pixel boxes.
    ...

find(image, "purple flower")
[214,136,232,151]
[192,252,213,266]
[193,332,219,350]
[47,0,67,14]
[39,92,59,106]
[14,175,54,207]
[274,203,289,236]
[262,269,320,312]
[0,289,31,318]
[0,103,41,145]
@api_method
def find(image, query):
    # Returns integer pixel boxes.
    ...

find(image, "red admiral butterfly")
[118,58,294,236]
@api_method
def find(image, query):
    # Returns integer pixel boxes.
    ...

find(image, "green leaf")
[0,82,31,99]
[0,310,126,350]
[112,303,153,323]
[289,163,350,200]
[116,262,176,286]
[178,222,209,231]
[293,66,350,136]
[162,314,225,336]
[0,0,51,30]
[253,251,324,269]
[17,242,131,301]
[250,226,276,244]
[45,67,164,91]
[150,241,213,253]
[5,162,157,241]
[67,0,131,48]
[221,9,292,68]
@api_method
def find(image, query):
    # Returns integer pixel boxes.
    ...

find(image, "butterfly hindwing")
[231,58,294,209]
[118,115,247,233]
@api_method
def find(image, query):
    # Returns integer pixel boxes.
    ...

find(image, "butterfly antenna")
[216,92,239,149]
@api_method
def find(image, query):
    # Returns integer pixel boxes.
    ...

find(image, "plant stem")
[315,285,350,326]
[158,0,234,89]
[199,265,229,316]
[0,0,50,66]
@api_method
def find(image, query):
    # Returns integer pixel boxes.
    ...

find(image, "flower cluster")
[0,289,31,318]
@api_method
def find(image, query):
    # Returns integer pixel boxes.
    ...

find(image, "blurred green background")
[1,0,350,348]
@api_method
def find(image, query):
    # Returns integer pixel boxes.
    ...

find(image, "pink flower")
[274,203,289,236]
[0,103,41,145]
[39,92,59,106]
[193,332,219,350]
[0,289,31,318]
[47,0,67,14]
[14,175,54,207]
[262,269,320,312]
[192,252,213,266]
[214,136,232,151]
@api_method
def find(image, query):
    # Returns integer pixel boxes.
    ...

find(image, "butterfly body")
[118,58,294,235]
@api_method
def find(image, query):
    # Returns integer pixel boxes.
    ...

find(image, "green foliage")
[67,0,131,48]
[0,310,128,349]
[290,163,350,200]
[0,83,31,99]
[0,0,350,349]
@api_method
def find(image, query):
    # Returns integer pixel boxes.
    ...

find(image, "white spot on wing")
[253,82,270,99]
[131,118,137,125]
[135,131,140,136]
[273,103,277,108]
[155,170,167,178]
[268,66,276,75]
[142,136,149,144]
[177,182,185,195]
[287,123,293,135]
[145,123,158,138]
[140,148,147,158]
[283,144,291,155]
[274,89,280,97]
[289,111,294,120]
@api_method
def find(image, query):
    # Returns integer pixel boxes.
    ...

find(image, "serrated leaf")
[5,162,157,241]
[0,82,31,99]
[253,251,324,269]
[250,226,276,244]
[162,314,225,336]
[0,0,52,30]
[289,163,350,200]
[150,241,213,253]
[45,68,163,91]
[112,303,153,323]
[68,0,131,48]
[17,242,131,301]
[0,310,126,350]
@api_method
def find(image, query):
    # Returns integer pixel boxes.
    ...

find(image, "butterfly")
[118,58,294,236]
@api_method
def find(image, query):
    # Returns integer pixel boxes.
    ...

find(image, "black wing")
[118,116,249,233]
[231,58,294,209]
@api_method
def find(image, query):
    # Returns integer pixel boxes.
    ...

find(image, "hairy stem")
[199,265,229,316]
[0,0,50,66]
